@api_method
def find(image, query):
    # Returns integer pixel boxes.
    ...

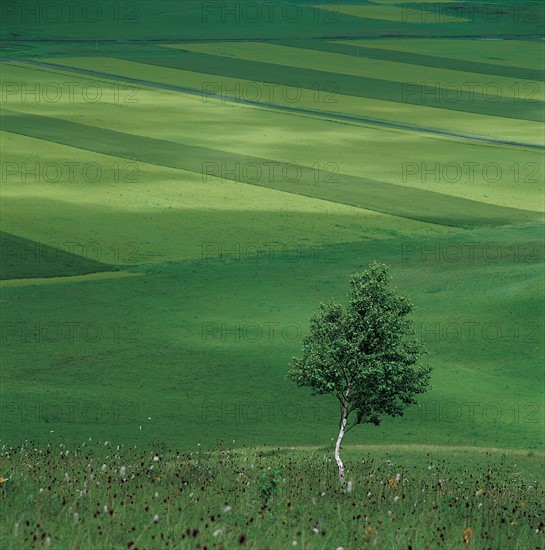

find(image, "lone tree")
[288,262,431,482]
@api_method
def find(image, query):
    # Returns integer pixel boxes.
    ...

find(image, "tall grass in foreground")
[1,441,543,549]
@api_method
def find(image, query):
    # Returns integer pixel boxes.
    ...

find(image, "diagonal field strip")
[0,231,115,280]
[274,39,545,82]
[2,109,542,228]
[4,58,543,151]
[123,52,545,122]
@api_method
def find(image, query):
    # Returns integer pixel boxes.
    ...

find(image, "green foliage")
[259,467,282,506]
[289,261,432,428]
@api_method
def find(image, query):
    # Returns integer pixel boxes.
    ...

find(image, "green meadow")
[1,1,544,547]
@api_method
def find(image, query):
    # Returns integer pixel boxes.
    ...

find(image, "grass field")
[1,1,544,548]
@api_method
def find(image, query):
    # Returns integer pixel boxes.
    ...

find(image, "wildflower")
[312,527,319,534]
[388,476,398,489]
[119,466,127,479]
[520,501,526,508]
[213,529,223,537]
[153,456,160,462]
[101,464,107,472]
[347,481,353,493]
[153,515,159,524]
[0,477,9,485]
[463,527,473,544]
[224,505,231,513]
[511,521,517,526]
[292,542,297,547]
[394,496,400,503]
[476,488,483,496]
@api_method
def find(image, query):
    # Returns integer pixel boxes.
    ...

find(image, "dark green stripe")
[274,39,544,82]
[0,231,115,280]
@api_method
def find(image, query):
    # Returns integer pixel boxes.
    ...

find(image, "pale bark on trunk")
[334,383,351,483]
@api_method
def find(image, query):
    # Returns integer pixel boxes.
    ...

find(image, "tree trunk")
[334,383,351,483]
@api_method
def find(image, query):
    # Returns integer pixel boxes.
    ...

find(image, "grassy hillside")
[0,2,544,547]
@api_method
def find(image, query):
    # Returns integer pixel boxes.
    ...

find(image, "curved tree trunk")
[334,383,351,483]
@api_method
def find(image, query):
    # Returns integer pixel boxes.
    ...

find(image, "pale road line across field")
[0,270,144,286]
[2,58,543,152]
